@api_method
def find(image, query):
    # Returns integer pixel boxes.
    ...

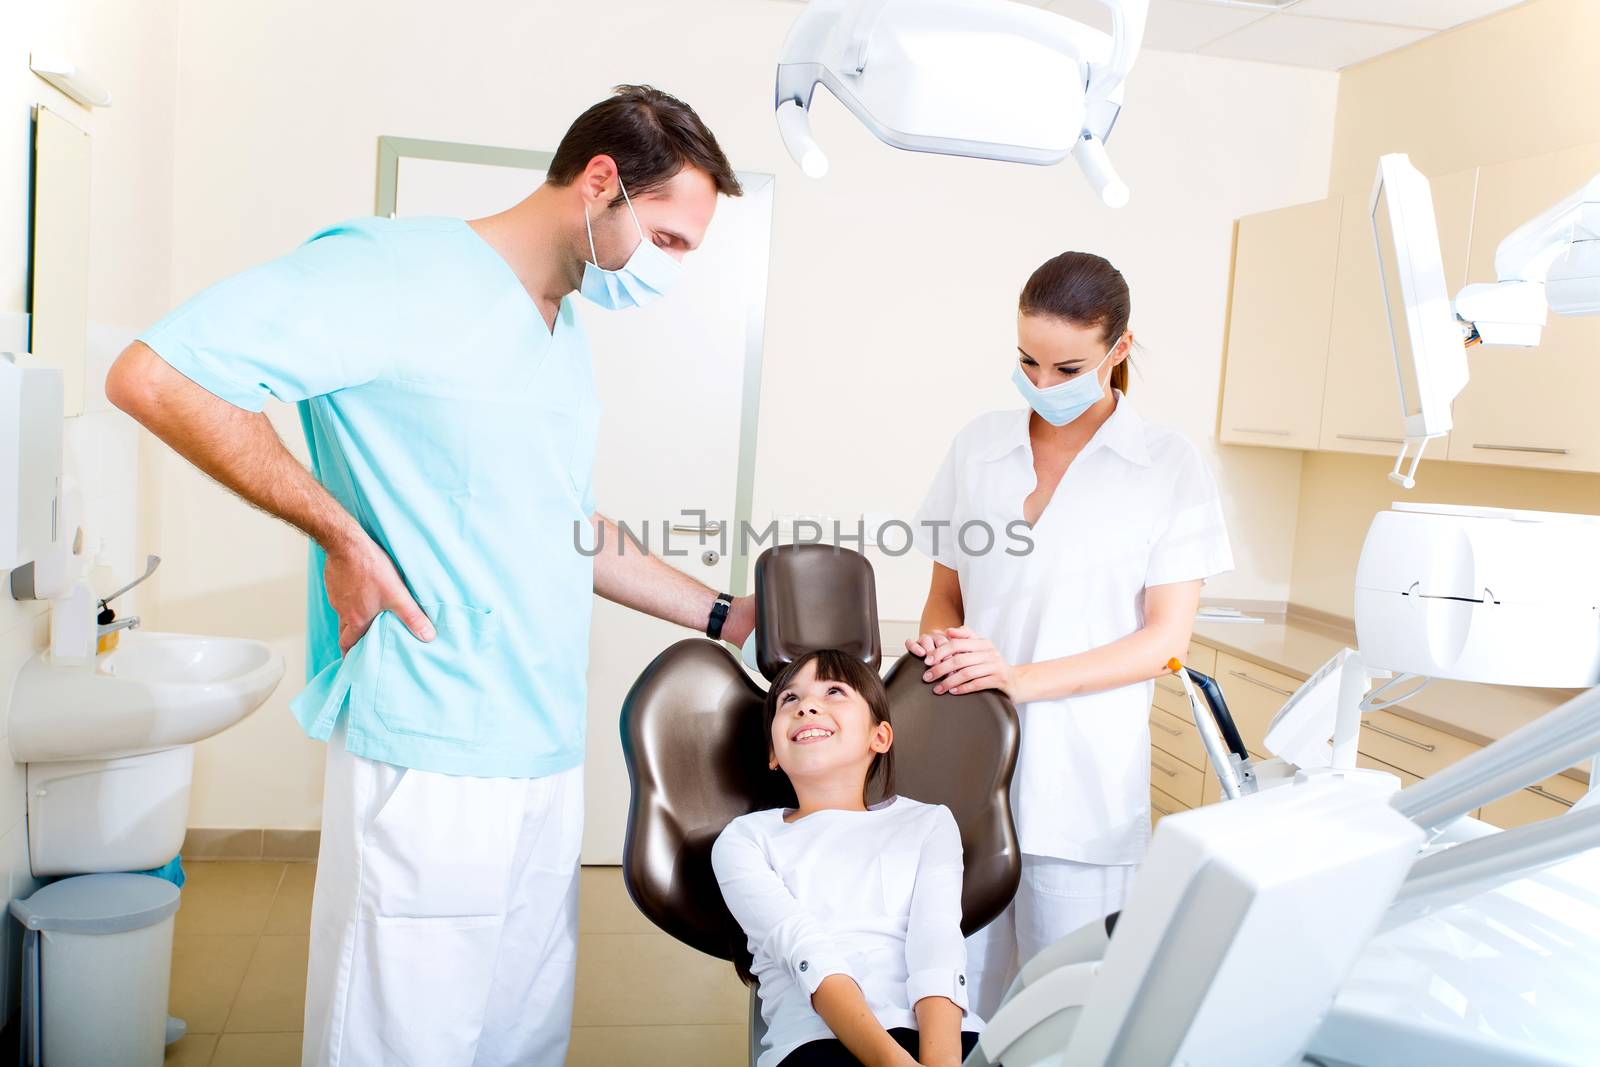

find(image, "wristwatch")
[706,591,734,640]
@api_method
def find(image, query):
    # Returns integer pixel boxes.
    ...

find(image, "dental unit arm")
[774,0,1147,206]
[1454,173,1600,346]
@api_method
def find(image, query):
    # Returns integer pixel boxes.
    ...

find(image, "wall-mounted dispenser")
[1,357,65,573]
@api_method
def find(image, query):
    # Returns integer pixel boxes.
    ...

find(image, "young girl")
[712,649,981,1067]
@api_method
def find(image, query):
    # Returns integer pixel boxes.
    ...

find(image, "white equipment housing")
[971,775,1423,1067]
[1456,174,1600,342]
[773,0,1147,206]
[1354,503,1600,689]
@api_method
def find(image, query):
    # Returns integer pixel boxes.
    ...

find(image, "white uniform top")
[914,394,1233,866]
[711,796,975,1067]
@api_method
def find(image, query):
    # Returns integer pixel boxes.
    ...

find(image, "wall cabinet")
[1446,142,1600,473]
[1218,198,1344,450]
[1218,142,1600,473]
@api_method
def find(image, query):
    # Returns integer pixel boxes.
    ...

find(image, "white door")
[393,149,771,862]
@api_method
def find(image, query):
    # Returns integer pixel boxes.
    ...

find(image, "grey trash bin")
[10,873,181,1067]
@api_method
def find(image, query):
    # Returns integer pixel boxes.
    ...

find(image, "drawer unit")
[1186,641,1218,677]
[1151,785,1188,828]
[1357,710,1480,779]
[1213,653,1301,757]
[1480,773,1584,829]
[1150,704,1208,772]
[1150,747,1206,808]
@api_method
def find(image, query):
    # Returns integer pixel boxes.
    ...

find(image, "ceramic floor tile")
[169,935,259,1034]
[211,1032,302,1067]
[164,1031,219,1066]
[567,1023,747,1067]
[226,937,309,1033]
[177,862,286,936]
[574,932,749,1027]
[263,862,315,935]
[578,865,656,934]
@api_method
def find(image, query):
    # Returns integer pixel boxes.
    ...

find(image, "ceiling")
[1023,0,1531,70]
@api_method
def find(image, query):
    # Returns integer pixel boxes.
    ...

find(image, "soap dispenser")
[49,558,97,666]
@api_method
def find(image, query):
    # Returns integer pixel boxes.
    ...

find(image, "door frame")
[375,134,773,598]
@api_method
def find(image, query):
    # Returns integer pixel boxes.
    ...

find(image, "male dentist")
[107,86,755,1067]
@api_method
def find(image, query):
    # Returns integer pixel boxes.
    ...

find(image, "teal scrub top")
[140,216,600,778]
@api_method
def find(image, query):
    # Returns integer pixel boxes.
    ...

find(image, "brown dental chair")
[619,544,1021,1063]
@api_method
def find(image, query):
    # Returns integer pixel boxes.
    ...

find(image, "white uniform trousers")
[303,724,584,1067]
[964,854,1136,1022]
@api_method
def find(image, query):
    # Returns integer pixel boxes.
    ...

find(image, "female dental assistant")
[908,252,1233,1019]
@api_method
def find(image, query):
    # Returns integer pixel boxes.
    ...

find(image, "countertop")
[1191,611,1590,784]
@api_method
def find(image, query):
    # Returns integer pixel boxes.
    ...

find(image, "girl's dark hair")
[733,649,894,985]
[763,649,896,807]
[1019,251,1133,395]
[548,85,742,202]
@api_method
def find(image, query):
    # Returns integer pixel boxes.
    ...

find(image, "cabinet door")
[1219,198,1344,450]
[1320,171,1478,456]
[1447,142,1600,472]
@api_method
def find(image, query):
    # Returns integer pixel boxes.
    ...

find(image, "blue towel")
[135,855,186,889]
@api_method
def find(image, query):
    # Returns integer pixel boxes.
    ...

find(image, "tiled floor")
[166,862,749,1066]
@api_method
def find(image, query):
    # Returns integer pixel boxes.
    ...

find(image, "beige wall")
[153,0,1337,829]
[1288,0,1600,617]
[0,0,178,1023]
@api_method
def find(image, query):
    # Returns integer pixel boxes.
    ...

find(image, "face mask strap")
[618,175,646,241]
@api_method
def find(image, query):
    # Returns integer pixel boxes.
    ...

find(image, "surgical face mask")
[579,177,682,310]
[1012,342,1118,427]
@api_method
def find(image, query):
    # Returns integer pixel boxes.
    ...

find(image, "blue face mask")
[579,176,682,310]
[1012,343,1118,427]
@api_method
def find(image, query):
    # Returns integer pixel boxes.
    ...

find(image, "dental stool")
[618,545,1021,1065]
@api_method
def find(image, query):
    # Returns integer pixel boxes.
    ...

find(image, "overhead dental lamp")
[1371,153,1600,487]
[773,0,1148,207]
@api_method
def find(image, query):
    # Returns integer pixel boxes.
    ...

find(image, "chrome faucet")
[98,615,140,638]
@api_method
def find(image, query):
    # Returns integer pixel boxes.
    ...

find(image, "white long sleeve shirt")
[711,796,976,1067]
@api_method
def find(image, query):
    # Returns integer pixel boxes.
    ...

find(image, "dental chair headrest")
[754,544,881,681]
[620,544,1021,965]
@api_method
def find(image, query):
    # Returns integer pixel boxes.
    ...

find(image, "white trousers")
[303,725,584,1067]
[964,855,1136,1022]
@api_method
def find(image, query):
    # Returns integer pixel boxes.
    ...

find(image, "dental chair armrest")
[973,961,1100,1067]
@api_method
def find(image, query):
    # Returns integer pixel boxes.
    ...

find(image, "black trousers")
[779,1028,982,1066]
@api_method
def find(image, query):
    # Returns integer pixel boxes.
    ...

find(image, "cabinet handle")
[1228,669,1294,698]
[1528,785,1574,807]
[1473,443,1570,455]
[1152,800,1173,816]
[1337,433,1403,444]
[1156,678,1185,696]
[1150,717,1183,737]
[1363,721,1436,753]
[1151,758,1180,778]
[1232,427,1291,437]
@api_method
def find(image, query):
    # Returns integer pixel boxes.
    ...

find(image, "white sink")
[9,631,286,763]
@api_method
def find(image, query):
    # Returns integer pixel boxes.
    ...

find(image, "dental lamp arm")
[1086,0,1148,102]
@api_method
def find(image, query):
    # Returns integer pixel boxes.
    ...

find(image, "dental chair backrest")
[619,544,1022,969]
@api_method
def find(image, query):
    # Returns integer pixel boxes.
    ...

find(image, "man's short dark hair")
[549,85,742,201]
